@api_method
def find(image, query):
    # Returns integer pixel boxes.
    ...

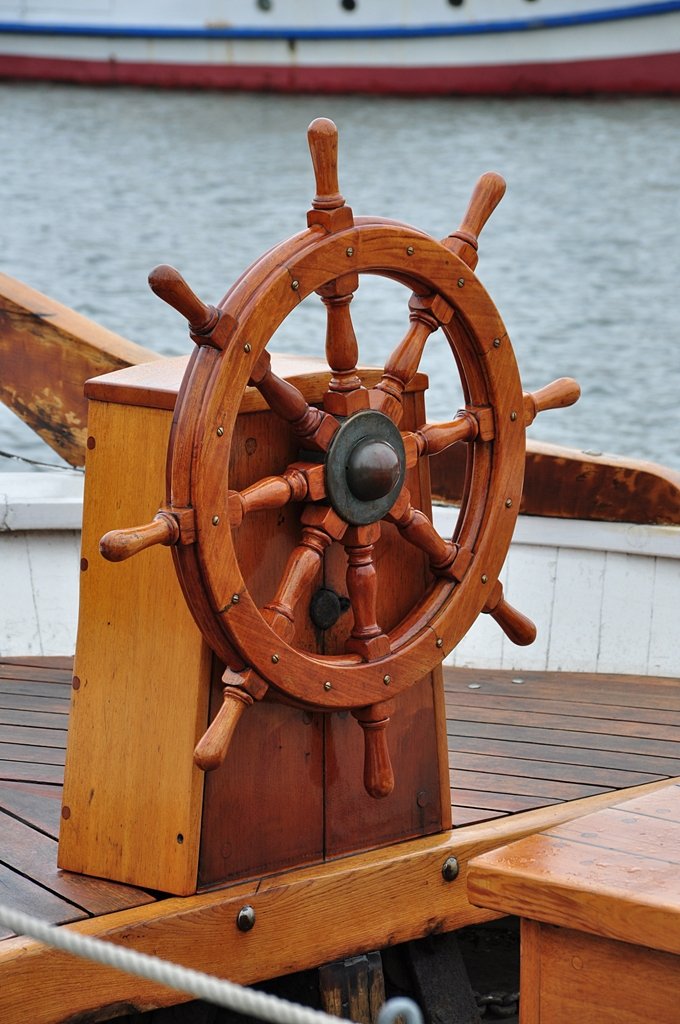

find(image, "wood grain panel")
[58,400,212,895]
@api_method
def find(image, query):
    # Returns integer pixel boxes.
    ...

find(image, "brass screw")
[271,654,279,664]
[493,338,501,348]
[406,245,415,255]
[481,574,488,584]
[436,638,443,648]
[216,426,224,437]
[346,246,354,257]
[291,279,300,291]
[457,277,465,288]
[212,515,220,526]
[510,411,518,422]
[231,594,240,604]
[323,681,332,691]
[383,674,391,686]
[505,498,513,508]
[243,343,252,353]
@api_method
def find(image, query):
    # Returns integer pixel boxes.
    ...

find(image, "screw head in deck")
[236,905,256,932]
[441,856,460,882]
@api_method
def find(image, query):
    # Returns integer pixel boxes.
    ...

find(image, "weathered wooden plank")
[0,666,72,685]
[447,720,680,760]
[0,811,156,914]
[452,805,506,826]
[430,440,680,526]
[0,781,62,839]
[0,657,73,671]
[0,270,158,467]
[0,744,65,767]
[452,789,560,813]
[0,761,64,785]
[0,708,69,730]
[449,735,680,776]
[0,725,67,749]
[0,678,71,696]
[445,692,680,729]
[0,692,70,714]
[0,862,84,926]
[449,751,663,789]
[444,671,680,711]
[450,768,607,803]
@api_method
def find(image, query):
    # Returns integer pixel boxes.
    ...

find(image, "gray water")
[1,84,679,471]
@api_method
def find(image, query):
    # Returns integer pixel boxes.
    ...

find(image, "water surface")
[1,85,679,470]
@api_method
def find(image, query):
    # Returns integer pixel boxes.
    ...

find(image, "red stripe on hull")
[0,51,679,95]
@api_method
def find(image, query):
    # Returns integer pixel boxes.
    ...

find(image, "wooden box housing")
[58,355,451,895]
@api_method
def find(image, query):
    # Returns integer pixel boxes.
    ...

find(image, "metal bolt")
[216,426,224,437]
[436,638,444,648]
[346,246,354,257]
[383,674,391,686]
[442,856,460,882]
[406,245,415,255]
[481,574,488,584]
[510,411,518,422]
[291,279,300,291]
[271,654,279,664]
[243,343,252,353]
[493,338,501,348]
[323,681,332,691]
[212,515,220,526]
[457,278,465,288]
[231,593,240,604]
[236,905,256,932]
[505,498,513,508]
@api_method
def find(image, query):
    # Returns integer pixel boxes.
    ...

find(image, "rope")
[0,904,421,1024]
[0,448,82,471]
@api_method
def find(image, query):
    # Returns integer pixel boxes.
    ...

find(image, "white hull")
[3,471,679,677]
[1,1,679,94]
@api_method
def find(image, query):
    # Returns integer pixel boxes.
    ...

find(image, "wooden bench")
[467,780,680,1023]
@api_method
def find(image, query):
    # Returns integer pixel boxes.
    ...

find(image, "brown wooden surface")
[0,271,158,467]
[0,658,156,944]
[58,400,213,895]
[520,921,680,1024]
[467,781,680,955]
[430,437,680,525]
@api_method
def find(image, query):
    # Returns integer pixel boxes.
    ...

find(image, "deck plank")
[0,659,678,953]
[0,810,156,914]
[0,781,63,838]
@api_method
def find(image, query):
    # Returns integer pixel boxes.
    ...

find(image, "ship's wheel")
[101,118,578,799]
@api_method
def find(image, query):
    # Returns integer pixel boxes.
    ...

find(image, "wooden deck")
[1,657,680,944]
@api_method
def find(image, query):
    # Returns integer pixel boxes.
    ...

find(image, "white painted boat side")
[434,505,680,678]
[0,1,678,93]
[2,472,678,677]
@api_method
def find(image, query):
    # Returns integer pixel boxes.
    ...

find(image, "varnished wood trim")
[0,779,672,1024]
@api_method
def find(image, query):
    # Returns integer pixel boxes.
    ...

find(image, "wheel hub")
[324,410,406,526]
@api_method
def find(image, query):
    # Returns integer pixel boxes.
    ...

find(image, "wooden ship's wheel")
[101,118,579,801]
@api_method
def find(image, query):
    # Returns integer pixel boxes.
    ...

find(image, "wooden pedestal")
[58,355,451,895]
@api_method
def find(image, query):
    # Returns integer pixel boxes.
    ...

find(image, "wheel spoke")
[320,284,369,416]
[249,349,339,451]
[386,489,461,580]
[264,524,334,644]
[227,463,326,527]
[370,292,454,423]
[343,524,391,661]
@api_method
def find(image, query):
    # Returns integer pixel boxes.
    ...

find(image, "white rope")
[0,904,420,1024]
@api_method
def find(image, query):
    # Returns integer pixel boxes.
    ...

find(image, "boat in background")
[0,0,679,95]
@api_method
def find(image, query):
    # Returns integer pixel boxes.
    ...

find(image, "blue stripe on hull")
[0,2,679,42]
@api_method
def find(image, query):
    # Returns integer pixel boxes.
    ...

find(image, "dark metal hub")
[346,438,401,501]
[324,409,406,526]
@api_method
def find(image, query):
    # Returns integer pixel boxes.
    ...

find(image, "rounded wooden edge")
[169,221,525,708]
